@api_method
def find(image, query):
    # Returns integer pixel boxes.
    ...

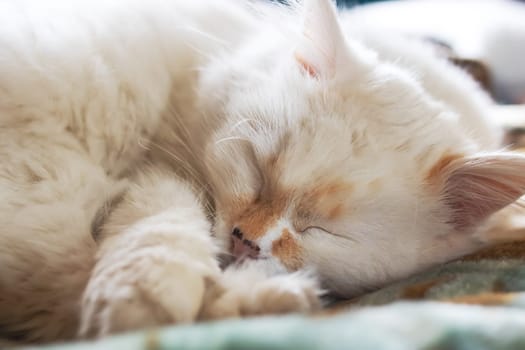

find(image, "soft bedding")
[26,253,525,349]
[23,301,525,350]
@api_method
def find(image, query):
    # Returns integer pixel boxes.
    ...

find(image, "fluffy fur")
[1,0,524,344]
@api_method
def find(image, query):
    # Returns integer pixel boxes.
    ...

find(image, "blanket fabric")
[28,242,525,350]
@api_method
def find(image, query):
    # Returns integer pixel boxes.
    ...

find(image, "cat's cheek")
[270,229,305,272]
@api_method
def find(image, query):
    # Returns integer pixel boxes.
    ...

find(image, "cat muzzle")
[231,227,261,259]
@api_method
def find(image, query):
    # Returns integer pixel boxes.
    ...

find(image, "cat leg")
[200,261,323,320]
[79,170,220,338]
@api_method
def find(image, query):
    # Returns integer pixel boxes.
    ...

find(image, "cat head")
[199,0,525,296]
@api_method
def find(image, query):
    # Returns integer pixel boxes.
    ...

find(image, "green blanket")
[24,301,525,350]
[27,304,525,350]
[21,243,525,350]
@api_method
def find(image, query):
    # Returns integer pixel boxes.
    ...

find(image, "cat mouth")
[218,247,270,269]
[231,250,270,263]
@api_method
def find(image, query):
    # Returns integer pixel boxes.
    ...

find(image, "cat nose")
[231,227,260,259]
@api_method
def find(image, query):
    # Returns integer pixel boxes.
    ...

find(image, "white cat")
[1,0,524,344]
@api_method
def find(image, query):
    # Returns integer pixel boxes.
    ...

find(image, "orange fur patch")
[461,241,525,261]
[425,153,462,183]
[327,203,344,220]
[271,228,303,271]
[236,194,288,241]
[444,292,517,306]
[401,276,454,299]
[295,52,317,78]
[299,181,354,221]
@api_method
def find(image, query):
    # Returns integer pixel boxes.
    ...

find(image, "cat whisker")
[214,136,251,146]
[229,118,256,133]
[182,25,229,47]
[145,139,209,193]
[137,136,150,151]
[301,226,359,243]
[145,105,217,200]
[411,195,420,232]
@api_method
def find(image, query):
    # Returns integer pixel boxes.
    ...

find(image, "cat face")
[200,0,525,297]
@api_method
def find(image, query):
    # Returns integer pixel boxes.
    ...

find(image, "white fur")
[1,0,523,343]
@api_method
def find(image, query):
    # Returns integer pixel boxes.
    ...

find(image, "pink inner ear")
[293,0,348,79]
[295,52,318,78]
[446,175,517,230]
[440,154,525,231]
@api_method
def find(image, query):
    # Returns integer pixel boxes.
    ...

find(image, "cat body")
[1,0,524,343]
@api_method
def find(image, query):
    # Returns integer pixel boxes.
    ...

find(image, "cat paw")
[201,264,323,319]
[79,250,217,338]
[245,272,322,315]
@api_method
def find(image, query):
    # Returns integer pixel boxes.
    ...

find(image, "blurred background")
[338,0,525,106]
[276,0,525,106]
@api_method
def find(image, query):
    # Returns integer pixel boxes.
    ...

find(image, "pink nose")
[231,228,260,259]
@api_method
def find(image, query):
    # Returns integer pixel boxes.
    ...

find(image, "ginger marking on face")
[236,193,288,241]
[299,181,353,221]
[271,228,303,271]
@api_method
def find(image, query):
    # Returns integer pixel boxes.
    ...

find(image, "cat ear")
[435,152,525,231]
[294,0,347,78]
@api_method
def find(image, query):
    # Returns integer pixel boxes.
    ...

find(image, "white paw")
[246,272,323,315]
[79,248,216,338]
[201,264,323,319]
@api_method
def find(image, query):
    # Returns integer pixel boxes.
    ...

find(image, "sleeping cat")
[1,0,524,343]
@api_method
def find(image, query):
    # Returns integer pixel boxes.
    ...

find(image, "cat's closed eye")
[300,225,354,241]
[299,225,332,235]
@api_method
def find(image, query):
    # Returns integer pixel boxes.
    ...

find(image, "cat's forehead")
[244,66,459,154]
[257,115,430,188]
[213,52,470,200]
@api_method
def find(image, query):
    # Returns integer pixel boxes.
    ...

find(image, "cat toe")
[200,269,323,320]
[79,257,214,338]
[248,272,323,315]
